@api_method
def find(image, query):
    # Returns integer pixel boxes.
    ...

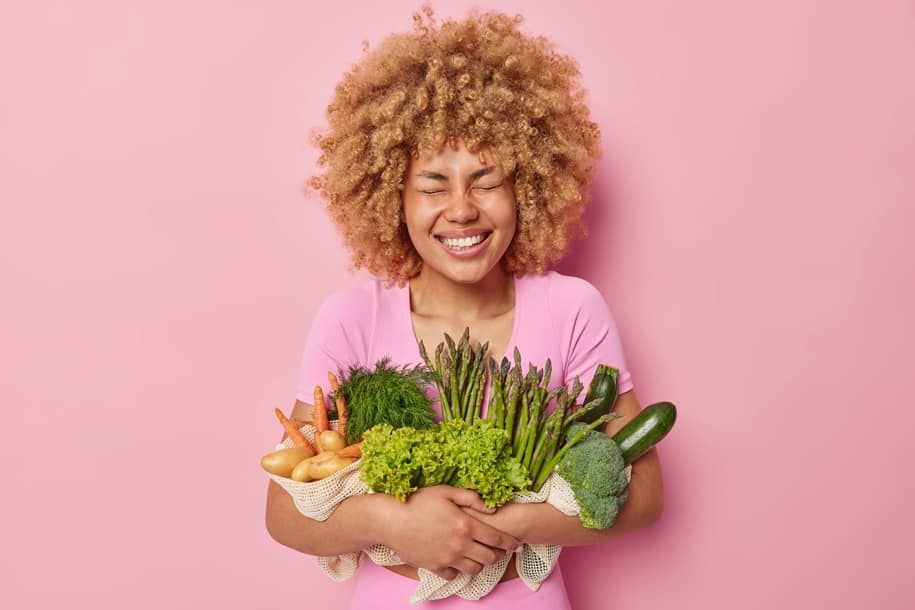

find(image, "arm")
[265,401,522,578]
[264,399,382,555]
[266,479,394,555]
[462,390,664,546]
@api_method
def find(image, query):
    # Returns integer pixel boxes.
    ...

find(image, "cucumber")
[612,401,677,464]
[579,365,619,425]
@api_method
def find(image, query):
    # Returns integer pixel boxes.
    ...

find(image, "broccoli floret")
[573,488,622,529]
[555,423,629,529]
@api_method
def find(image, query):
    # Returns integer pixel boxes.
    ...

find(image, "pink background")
[2,1,913,608]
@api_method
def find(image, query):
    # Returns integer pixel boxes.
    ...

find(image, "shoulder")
[546,270,604,299]
[301,278,392,370]
[520,270,608,317]
[312,278,385,323]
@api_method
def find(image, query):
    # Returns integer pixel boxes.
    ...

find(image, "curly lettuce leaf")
[359,419,530,507]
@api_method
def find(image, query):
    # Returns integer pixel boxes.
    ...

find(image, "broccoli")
[555,423,629,529]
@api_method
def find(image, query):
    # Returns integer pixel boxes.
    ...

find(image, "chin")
[447,260,507,285]
[449,272,489,285]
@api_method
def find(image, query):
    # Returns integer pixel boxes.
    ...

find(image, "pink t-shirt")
[296,269,633,412]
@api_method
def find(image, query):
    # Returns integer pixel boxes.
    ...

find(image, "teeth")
[441,233,487,249]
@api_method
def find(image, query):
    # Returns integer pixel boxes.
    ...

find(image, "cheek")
[492,201,518,236]
[402,201,435,240]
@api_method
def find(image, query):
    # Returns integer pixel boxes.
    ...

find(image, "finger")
[468,519,520,552]
[462,541,503,567]
[433,567,458,580]
[459,505,489,517]
[445,487,496,513]
[451,557,485,576]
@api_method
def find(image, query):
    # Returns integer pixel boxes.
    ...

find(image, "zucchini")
[612,402,677,464]
[579,364,619,425]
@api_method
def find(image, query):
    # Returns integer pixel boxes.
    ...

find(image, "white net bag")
[268,420,631,603]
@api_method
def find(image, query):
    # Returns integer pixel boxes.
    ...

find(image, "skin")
[265,138,664,582]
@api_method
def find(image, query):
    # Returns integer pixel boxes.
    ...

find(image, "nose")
[443,192,480,224]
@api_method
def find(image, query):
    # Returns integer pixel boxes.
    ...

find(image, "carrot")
[327,372,348,441]
[274,408,316,453]
[313,385,330,451]
[327,371,341,392]
[336,442,362,459]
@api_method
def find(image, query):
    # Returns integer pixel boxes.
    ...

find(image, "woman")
[265,8,664,608]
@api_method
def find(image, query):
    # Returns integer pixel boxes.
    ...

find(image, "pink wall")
[2,1,913,608]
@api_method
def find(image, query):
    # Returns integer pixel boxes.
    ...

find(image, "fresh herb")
[333,357,437,445]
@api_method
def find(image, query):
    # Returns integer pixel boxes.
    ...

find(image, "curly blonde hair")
[307,6,601,286]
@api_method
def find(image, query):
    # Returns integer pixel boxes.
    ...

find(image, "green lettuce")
[359,419,531,508]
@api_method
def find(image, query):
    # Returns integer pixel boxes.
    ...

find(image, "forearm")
[265,481,395,556]
[520,448,664,546]
[464,448,664,547]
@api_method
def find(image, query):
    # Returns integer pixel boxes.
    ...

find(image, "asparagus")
[427,337,620,492]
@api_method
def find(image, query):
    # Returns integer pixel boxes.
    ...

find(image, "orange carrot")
[327,372,348,441]
[327,371,340,392]
[274,408,316,453]
[336,442,362,459]
[313,385,329,451]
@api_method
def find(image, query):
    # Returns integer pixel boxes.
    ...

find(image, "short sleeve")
[551,274,634,396]
[294,293,366,403]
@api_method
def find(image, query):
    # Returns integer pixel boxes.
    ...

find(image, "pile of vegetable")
[355,329,636,509]
[556,402,677,528]
[260,373,364,482]
[418,329,623,491]
[262,328,677,531]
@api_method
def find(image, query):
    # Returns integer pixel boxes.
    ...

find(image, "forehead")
[409,141,496,171]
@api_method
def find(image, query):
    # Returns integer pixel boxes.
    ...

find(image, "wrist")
[513,502,538,544]
[364,493,403,547]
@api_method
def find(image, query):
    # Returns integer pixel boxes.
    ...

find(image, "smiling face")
[401,140,517,286]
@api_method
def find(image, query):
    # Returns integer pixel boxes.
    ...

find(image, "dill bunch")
[333,357,437,445]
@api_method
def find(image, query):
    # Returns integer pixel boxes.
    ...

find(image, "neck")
[409,264,514,320]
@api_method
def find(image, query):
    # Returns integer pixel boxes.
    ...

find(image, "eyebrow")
[415,166,496,182]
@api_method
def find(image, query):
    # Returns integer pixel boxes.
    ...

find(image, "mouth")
[434,231,493,257]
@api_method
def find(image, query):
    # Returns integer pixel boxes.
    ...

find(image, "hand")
[377,485,521,580]
[460,501,528,542]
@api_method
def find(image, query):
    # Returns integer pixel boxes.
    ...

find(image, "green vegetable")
[556,402,678,529]
[419,328,488,425]
[358,424,426,501]
[555,423,629,529]
[613,402,677,464]
[359,419,530,508]
[422,330,631,493]
[334,357,437,445]
[578,365,619,425]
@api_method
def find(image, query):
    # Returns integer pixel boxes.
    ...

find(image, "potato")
[319,430,346,452]
[260,446,315,477]
[288,451,334,481]
[308,456,356,480]
[290,458,314,482]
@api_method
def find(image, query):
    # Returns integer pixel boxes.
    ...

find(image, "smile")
[436,233,489,249]
[434,231,493,258]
